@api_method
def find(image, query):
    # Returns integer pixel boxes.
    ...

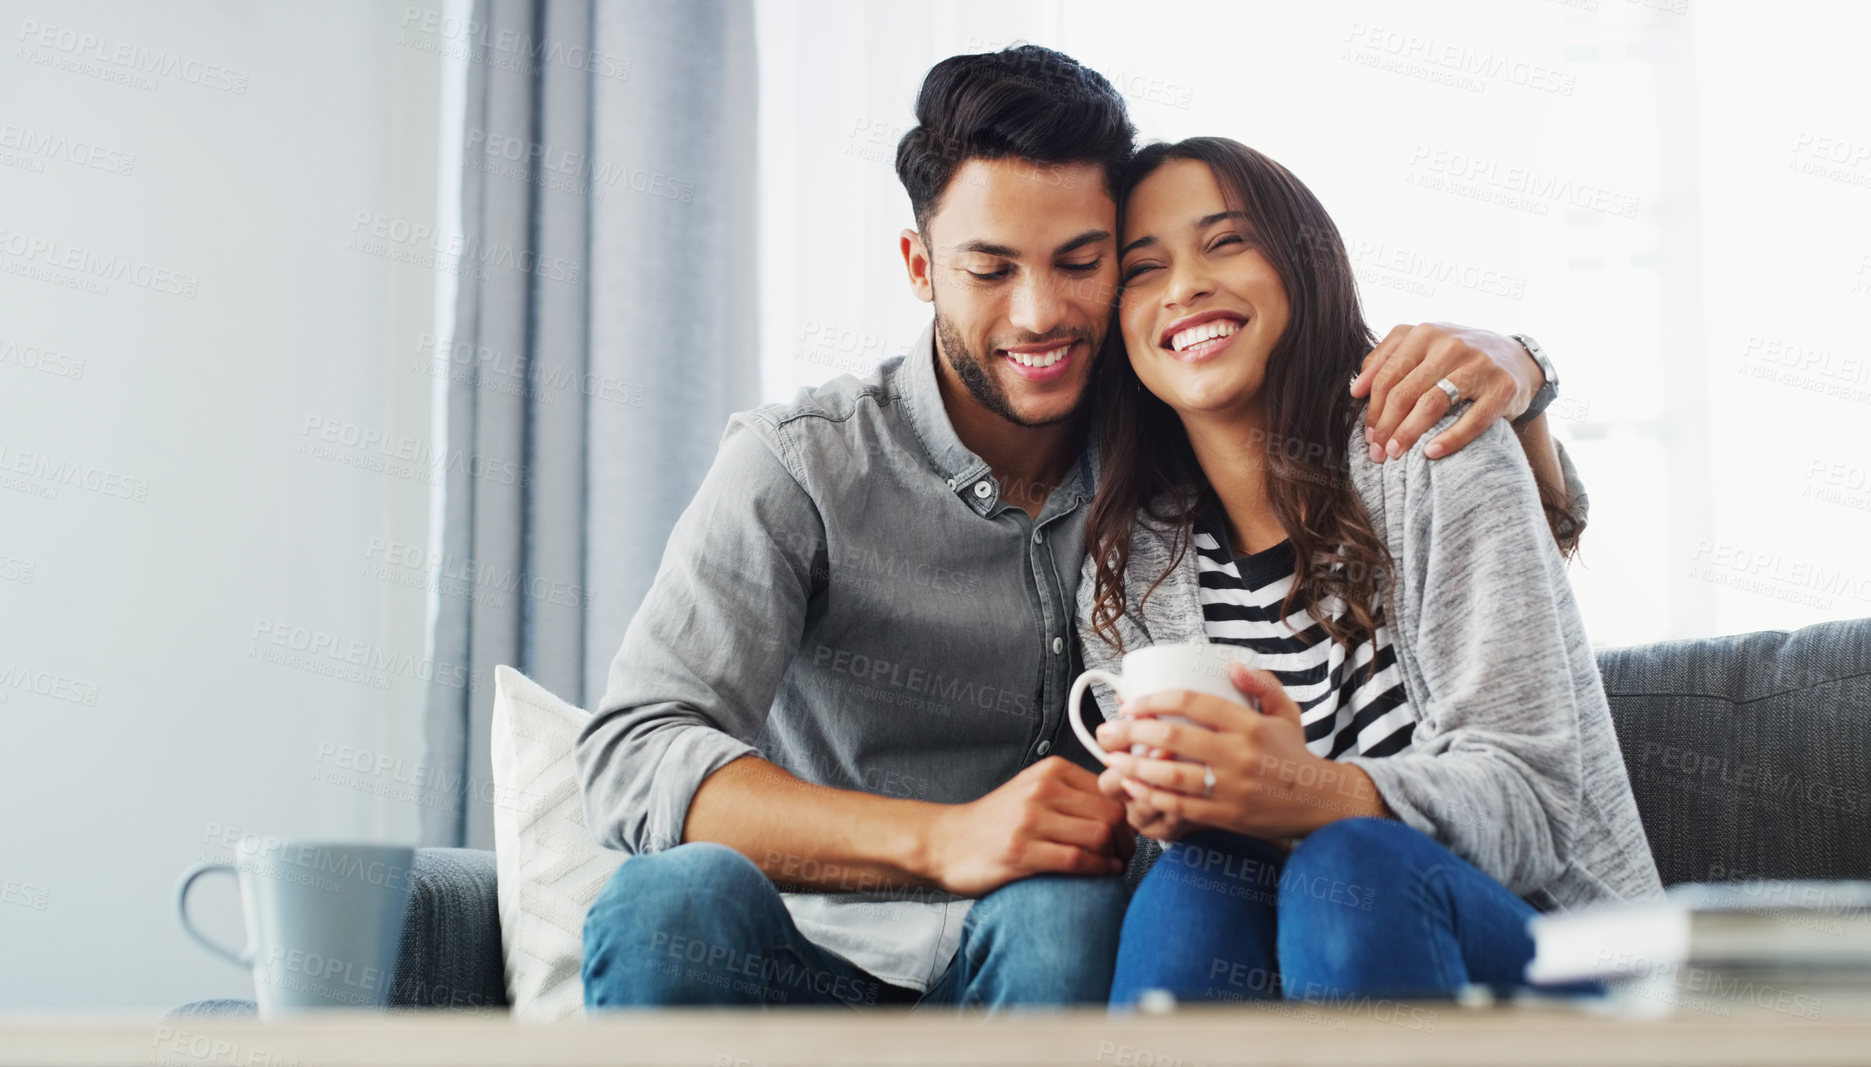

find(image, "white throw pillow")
[489,665,625,1020]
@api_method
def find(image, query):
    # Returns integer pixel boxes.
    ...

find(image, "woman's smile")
[1159,311,1248,363]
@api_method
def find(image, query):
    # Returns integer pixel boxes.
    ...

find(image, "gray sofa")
[174,617,1871,1015]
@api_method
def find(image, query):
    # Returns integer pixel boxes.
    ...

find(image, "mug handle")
[1068,669,1123,764]
[174,863,253,968]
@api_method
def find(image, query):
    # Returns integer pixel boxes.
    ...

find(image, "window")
[755,0,1871,643]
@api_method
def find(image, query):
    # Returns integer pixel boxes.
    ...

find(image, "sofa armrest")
[389,847,509,1010]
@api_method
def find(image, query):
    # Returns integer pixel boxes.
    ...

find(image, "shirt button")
[973,480,992,499]
[1035,740,1052,756]
[1032,529,1044,545]
[1051,637,1064,655]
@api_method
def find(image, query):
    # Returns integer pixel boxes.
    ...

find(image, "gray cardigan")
[1076,411,1664,911]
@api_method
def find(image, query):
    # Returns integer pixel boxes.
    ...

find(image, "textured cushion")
[389,847,508,1009]
[1600,617,1871,887]
[490,666,626,1019]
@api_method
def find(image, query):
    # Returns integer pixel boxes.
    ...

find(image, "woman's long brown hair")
[1085,137,1391,656]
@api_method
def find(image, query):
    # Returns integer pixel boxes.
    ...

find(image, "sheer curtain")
[754,0,1871,646]
[422,0,758,848]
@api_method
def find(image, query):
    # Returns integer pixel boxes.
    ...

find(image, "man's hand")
[1350,323,1543,463]
[926,756,1132,897]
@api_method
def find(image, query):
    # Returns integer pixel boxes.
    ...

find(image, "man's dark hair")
[894,45,1135,233]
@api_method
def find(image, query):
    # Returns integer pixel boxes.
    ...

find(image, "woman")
[1076,137,1662,1006]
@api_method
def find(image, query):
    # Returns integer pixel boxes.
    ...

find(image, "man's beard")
[932,303,1100,430]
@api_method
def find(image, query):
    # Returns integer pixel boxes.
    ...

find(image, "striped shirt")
[1194,505,1418,759]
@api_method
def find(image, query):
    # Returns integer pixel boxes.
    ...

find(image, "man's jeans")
[1111,818,1538,1006]
[583,843,1128,1008]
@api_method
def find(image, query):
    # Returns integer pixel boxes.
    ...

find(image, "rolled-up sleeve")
[575,413,823,855]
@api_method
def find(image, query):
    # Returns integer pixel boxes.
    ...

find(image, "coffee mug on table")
[1068,642,1258,763]
[175,837,414,1015]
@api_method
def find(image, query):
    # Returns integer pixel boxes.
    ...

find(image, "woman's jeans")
[1111,818,1537,1006]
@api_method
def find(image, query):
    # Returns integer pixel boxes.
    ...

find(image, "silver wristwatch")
[1510,333,1559,427]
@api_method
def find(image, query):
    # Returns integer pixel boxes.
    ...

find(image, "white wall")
[0,2,445,1009]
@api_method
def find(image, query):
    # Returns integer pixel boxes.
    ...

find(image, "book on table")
[1526,881,1871,1015]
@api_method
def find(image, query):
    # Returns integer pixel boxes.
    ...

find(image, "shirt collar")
[897,322,990,494]
[896,320,1098,517]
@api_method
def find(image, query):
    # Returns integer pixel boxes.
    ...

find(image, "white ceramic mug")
[1068,643,1258,763]
[175,836,414,1016]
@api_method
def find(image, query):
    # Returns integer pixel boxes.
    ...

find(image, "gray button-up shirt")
[575,323,1100,991]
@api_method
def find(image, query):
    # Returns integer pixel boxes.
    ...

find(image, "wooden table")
[6,1003,1871,1067]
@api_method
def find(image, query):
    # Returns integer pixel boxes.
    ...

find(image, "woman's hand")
[1094,664,1391,840]
[1096,742,1201,842]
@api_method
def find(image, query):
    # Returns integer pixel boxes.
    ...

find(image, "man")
[577,45,1577,1009]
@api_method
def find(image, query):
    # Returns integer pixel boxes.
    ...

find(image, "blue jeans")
[583,843,1128,1009]
[1110,818,1537,1006]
